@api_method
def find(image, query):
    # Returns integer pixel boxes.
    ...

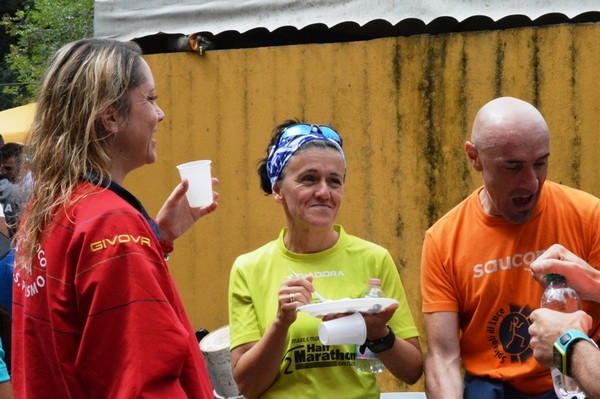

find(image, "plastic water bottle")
[355,278,385,373]
[540,274,585,399]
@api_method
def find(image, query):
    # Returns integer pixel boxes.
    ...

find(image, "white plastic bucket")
[199,325,243,398]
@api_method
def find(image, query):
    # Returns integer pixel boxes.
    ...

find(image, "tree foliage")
[1,0,93,105]
[0,0,27,110]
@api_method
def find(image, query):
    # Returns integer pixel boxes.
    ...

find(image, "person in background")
[0,303,9,378]
[0,202,11,396]
[11,38,218,398]
[0,206,9,243]
[0,143,23,184]
[421,96,600,399]
[528,244,600,399]
[0,244,13,315]
[0,136,5,242]
[0,147,18,378]
[0,338,13,399]
[0,202,12,379]
[228,120,423,399]
[0,143,22,239]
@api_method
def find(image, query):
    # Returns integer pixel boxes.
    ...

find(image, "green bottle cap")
[544,273,565,283]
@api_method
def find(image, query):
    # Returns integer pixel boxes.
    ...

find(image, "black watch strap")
[362,326,395,354]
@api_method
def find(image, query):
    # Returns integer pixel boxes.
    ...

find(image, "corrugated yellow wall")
[126,23,600,392]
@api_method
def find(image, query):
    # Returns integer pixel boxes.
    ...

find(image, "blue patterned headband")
[266,124,345,188]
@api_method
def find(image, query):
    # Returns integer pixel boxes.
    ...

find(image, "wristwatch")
[553,329,597,376]
[362,326,395,354]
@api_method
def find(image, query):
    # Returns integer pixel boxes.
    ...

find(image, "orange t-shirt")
[421,181,600,395]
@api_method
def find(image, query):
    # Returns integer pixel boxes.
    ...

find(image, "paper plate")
[297,297,398,317]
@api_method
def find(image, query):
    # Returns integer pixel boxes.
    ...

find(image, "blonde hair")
[18,39,144,272]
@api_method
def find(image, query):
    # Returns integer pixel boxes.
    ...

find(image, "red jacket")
[12,182,213,398]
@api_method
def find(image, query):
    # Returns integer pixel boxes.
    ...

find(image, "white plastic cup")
[318,313,366,345]
[177,160,213,208]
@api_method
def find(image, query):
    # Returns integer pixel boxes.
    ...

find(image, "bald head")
[471,97,550,151]
[465,97,551,223]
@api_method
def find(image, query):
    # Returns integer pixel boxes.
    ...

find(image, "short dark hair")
[0,142,23,164]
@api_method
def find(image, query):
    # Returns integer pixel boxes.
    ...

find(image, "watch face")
[553,339,568,375]
[553,347,563,371]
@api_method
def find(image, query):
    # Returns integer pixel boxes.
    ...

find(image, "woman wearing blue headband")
[228,120,423,398]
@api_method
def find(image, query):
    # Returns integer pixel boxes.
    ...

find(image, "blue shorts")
[464,372,558,399]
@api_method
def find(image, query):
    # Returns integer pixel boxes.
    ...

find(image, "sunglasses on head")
[280,124,342,144]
